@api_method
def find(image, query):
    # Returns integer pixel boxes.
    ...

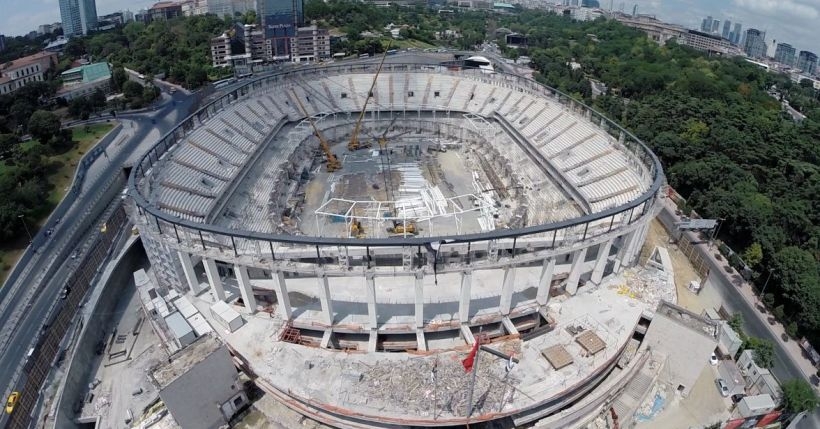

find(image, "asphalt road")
[658,208,817,428]
[0,88,196,426]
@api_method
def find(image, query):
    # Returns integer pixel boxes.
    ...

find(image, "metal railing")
[128,63,664,261]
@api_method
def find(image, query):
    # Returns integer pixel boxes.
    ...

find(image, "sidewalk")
[661,198,818,385]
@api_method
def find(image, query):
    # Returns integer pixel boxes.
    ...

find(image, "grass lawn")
[0,121,116,285]
[45,122,116,207]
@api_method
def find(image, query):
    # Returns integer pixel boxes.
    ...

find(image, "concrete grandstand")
[127,60,665,427]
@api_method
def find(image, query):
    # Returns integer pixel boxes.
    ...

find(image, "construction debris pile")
[339,350,522,418]
[610,267,676,309]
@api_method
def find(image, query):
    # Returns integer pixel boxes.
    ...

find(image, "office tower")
[721,20,731,39]
[797,51,818,75]
[733,23,742,44]
[258,0,304,60]
[701,16,713,33]
[774,43,796,67]
[711,20,720,34]
[743,29,767,59]
[59,0,98,37]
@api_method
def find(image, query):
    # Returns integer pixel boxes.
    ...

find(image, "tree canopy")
[781,379,819,413]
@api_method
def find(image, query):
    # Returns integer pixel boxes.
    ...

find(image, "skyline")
[0,0,817,55]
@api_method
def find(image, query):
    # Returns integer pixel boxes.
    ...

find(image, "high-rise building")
[257,0,304,60]
[290,25,330,63]
[721,20,731,39]
[711,19,720,34]
[797,50,818,75]
[774,43,796,67]
[59,0,98,37]
[0,35,5,52]
[700,16,713,33]
[743,28,766,59]
[731,23,742,44]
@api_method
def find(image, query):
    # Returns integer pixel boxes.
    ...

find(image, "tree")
[781,379,819,413]
[728,313,743,333]
[743,242,763,268]
[27,110,61,142]
[122,80,144,99]
[746,337,775,369]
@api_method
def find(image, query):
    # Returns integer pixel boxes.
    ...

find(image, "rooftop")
[151,334,222,388]
[61,62,111,84]
[656,300,718,339]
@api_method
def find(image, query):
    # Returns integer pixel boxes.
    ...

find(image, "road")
[658,207,818,428]
[0,87,196,426]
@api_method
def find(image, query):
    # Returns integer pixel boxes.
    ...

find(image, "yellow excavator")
[350,218,366,238]
[348,42,392,151]
[387,221,417,236]
[291,89,341,172]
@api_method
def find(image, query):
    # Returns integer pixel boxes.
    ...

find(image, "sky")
[0,0,817,54]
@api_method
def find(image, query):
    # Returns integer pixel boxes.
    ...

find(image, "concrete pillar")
[590,239,614,285]
[414,270,424,328]
[499,266,516,315]
[234,265,257,314]
[177,251,204,294]
[613,231,636,273]
[536,257,555,307]
[459,270,472,324]
[316,271,334,325]
[203,258,226,301]
[365,271,377,329]
[565,248,588,295]
[272,270,292,320]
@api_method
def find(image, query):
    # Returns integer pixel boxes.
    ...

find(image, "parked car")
[710,352,719,365]
[731,393,746,404]
[5,391,19,414]
[716,378,730,397]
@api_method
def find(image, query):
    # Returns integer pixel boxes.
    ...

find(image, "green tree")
[122,80,144,99]
[743,242,763,268]
[27,110,61,142]
[746,337,775,369]
[781,379,819,413]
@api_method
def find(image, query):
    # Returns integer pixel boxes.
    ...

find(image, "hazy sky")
[0,0,817,53]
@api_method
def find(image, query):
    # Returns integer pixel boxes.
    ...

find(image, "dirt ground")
[639,219,705,309]
[635,365,730,429]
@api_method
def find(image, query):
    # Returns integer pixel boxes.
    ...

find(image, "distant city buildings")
[731,23,742,45]
[258,0,304,60]
[615,15,740,56]
[56,62,113,101]
[796,50,817,75]
[37,23,63,35]
[59,0,98,37]
[0,35,5,52]
[774,43,796,67]
[721,20,731,40]
[210,32,232,67]
[743,28,767,59]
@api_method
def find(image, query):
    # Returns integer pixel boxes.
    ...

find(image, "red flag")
[462,340,480,372]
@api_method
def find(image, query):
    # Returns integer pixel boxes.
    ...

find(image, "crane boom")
[348,42,392,151]
[291,90,341,172]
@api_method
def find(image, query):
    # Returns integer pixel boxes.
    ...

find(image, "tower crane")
[291,89,341,172]
[348,42,392,151]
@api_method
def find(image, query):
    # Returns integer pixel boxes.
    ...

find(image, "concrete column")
[565,247,588,295]
[365,271,377,329]
[612,231,636,273]
[590,239,614,285]
[536,257,555,307]
[316,271,334,325]
[177,251,204,294]
[234,265,257,314]
[414,270,424,328]
[272,270,292,320]
[459,270,472,324]
[203,258,226,301]
[499,266,516,315]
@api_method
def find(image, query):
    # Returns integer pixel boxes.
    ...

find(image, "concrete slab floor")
[634,365,730,429]
[235,393,331,429]
[78,281,169,428]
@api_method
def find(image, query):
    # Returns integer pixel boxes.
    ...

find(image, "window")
[408,91,414,97]
[434,91,440,97]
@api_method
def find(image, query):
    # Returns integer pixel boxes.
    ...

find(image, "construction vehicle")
[387,220,417,236]
[350,218,366,238]
[291,89,341,172]
[348,42,392,151]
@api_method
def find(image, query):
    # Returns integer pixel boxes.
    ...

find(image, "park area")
[0,122,116,285]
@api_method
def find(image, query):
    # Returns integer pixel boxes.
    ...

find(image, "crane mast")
[348,42,392,151]
[291,89,341,172]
